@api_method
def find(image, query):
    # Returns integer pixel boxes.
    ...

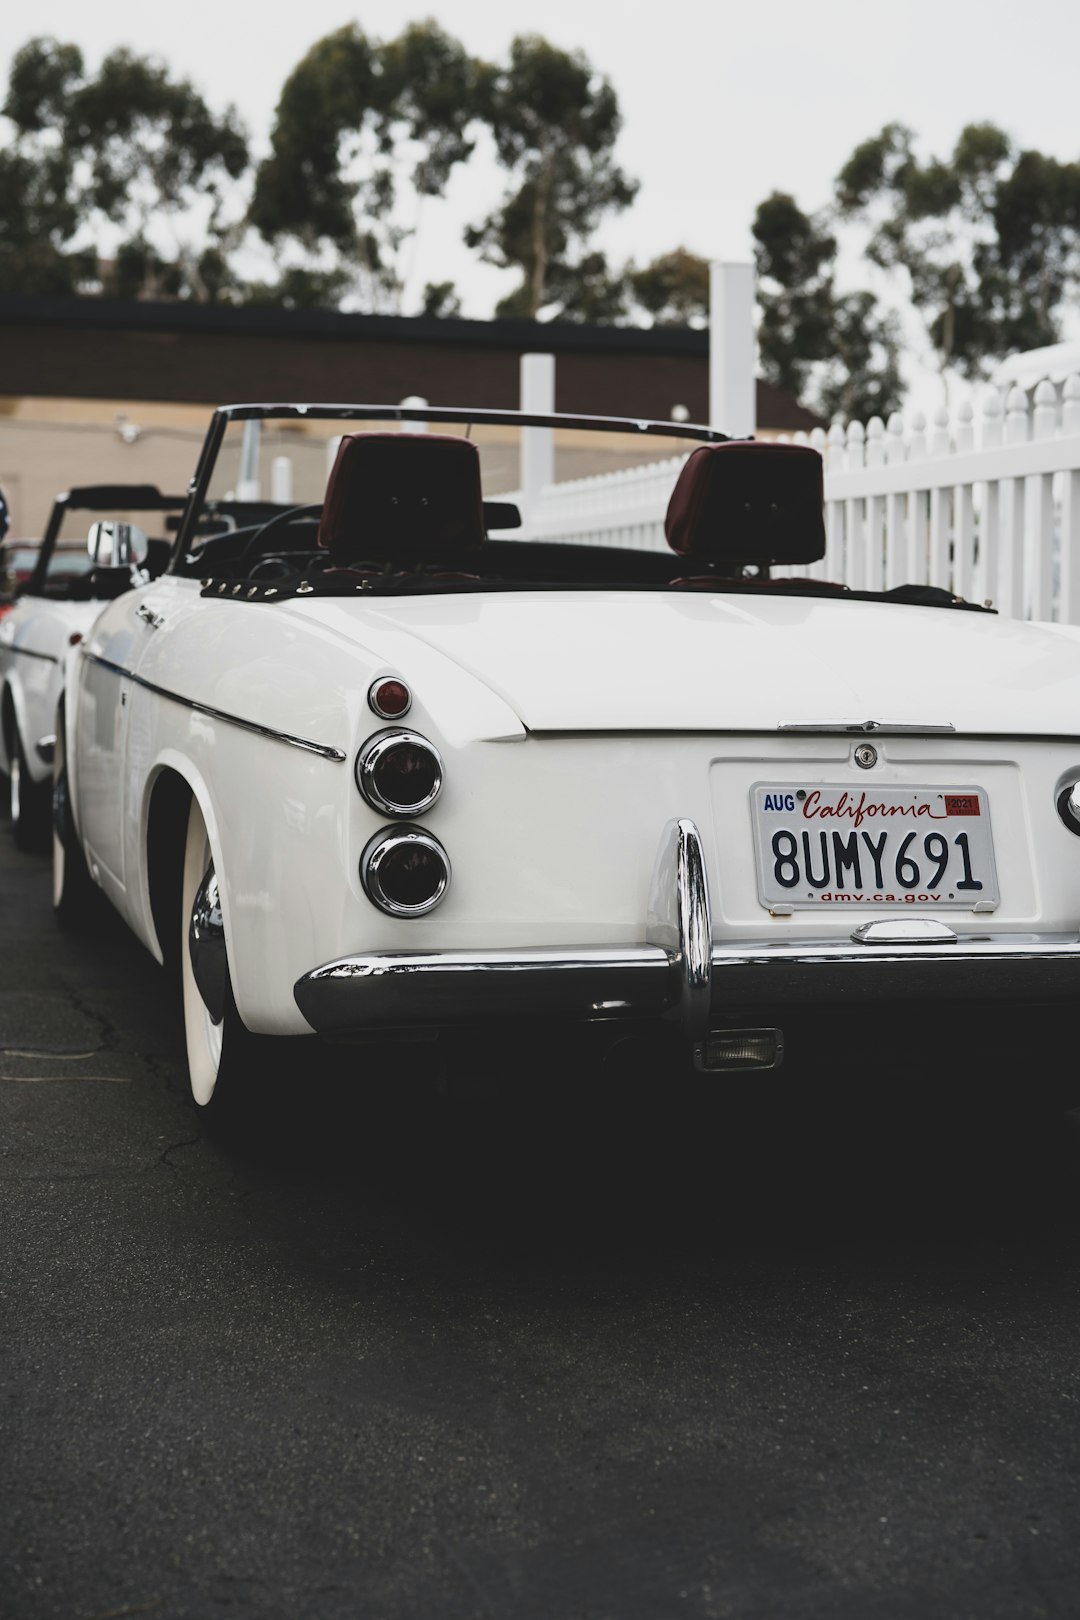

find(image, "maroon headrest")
[665,442,825,565]
[318,433,485,565]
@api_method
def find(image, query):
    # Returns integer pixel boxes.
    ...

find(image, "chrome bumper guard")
[293,819,1080,1040]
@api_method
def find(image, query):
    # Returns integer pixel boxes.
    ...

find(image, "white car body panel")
[351,590,1080,737]
[68,572,1080,1040]
[0,597,105,782]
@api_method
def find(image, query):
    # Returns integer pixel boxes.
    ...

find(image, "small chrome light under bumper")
[293,817,1080,1039]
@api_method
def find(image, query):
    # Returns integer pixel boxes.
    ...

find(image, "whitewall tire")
[10,728,51,853]
[52,716,99,928]
[180,796,259,1121]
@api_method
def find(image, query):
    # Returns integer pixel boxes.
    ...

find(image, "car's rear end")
[290,588,1080,1087]
[169,409,1080,1090]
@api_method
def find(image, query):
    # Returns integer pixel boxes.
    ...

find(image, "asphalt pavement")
[3,816,1080,1620]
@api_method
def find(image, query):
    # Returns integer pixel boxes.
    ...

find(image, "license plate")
[750,783,999,909]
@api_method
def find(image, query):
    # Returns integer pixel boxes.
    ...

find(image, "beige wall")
[0,397,213,538]
[0,394,790,540]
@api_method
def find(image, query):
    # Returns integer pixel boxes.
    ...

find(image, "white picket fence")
[516,453,690,551]
[516,374,1080,624]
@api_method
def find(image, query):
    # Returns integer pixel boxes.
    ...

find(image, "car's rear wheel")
[52,715,100,928]
[10,726,51,853]
[180,796,262,1129]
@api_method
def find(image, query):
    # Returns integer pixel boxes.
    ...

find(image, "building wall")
[0,296,823,536]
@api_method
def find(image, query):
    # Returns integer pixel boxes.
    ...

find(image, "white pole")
[237,419,262,500]
[520,353,555,523]
[709,261,756,438]
[400,394,429,433]
[271,456,294,504]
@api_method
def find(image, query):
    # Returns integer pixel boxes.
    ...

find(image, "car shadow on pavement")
[203,1019,1080,1275]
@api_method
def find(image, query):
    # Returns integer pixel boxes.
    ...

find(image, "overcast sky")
[4,0,1080,401]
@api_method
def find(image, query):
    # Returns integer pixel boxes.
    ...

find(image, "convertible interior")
[181,433,987,613]
[28,485,187,602]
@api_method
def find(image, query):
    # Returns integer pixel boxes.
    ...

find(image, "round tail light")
[361,828,450,916]
[356,729,443,817]
[369,678,411,719]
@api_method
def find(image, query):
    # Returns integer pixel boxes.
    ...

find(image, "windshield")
[199,414,702,512]
[172,405,977,614]
[29,497,186,598]
[175,406,732,598]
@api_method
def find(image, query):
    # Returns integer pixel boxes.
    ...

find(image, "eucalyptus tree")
[465,35,637,319]
[1,35,248,300]
[985,147,1080,355]
[753,190,903,423]
[0,37,88,293]
[250,20,483,310]
[832,120,1080,383]
[628,248,709,326]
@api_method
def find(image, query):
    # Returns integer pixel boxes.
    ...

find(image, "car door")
[74,575,192,907]
[74,591,148,897]
[4,594,93,769]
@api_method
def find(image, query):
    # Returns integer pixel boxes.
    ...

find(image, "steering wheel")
[238,503,324,561]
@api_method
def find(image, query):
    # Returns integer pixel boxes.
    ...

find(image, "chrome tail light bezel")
[368,677,412,720]
[1057,780,1080,836]
[355,728,444,818]
[361,827,451,917]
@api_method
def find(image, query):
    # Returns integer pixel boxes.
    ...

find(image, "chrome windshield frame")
[168,402,730,565]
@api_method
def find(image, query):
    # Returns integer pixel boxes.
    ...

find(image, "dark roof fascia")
[0,291,711,359]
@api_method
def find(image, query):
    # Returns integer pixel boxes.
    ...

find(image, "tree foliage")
[420,280,462,318]
[754,191,903,422]
[250,21,483,309]
[0,35,248,299]
[465,35,637,319]
[834,121,1080,380]
[628,248,709,326]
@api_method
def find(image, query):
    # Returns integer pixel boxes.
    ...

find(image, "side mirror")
[87,521,149,568]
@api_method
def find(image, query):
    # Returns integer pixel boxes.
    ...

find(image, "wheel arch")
[142,755,231,973]
[1,677,22,772]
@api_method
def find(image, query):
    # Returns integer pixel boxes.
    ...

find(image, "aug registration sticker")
[750,783,999,909]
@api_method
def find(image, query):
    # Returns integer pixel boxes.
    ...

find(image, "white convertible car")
[0,484,185,849]
[55,404,1080,1119]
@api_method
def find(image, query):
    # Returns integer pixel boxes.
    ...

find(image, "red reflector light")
[69,632,83,646]
[369,678,411,719]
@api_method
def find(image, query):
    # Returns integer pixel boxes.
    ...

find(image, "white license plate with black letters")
[750,784,999,909]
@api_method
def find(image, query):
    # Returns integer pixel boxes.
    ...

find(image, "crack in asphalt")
[61,983,124,1055]
[158,1131,202,1170]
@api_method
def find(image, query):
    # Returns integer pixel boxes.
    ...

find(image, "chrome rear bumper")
[293,819,1080,1039]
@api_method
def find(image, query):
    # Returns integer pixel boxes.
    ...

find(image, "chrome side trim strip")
[4,644,59,665]
[80,649,346,762]
[778,720,956,735]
